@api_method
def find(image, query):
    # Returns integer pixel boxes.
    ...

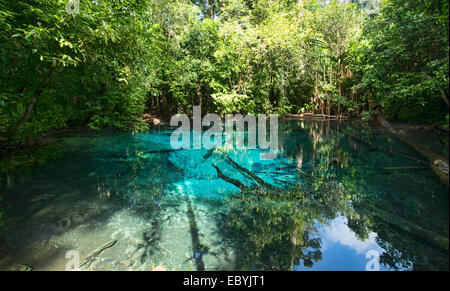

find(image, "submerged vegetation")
[0,121,447,271]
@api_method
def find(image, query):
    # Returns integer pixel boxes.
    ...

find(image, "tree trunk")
[338,61,342,117]
[375,111,449,186]
[218,149,276,190]
[196,81,202,106]
[212,164,248,190]
[425,74,449,108]
[0,67,54,143]
[362,204,448,253]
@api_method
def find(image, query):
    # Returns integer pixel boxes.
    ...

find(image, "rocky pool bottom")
[0,120,448,271]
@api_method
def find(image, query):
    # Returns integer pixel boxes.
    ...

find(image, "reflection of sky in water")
[294,217,392,271]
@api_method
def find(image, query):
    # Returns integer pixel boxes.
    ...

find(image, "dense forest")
[0,0,448,144]
[0,0,449,272]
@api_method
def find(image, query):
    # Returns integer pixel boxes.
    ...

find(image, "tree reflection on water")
[222,120,448,271]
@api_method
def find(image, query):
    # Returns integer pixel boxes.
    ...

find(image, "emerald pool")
[0,120,448,271]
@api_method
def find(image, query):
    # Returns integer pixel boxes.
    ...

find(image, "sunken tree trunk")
[374,110,449,186]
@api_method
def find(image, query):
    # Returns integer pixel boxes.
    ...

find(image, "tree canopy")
[0,0,448,143]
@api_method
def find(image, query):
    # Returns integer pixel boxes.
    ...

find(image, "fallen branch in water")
[145,149,182,154]
[255,171,293,175]
[218,149,276,190]
[201,147,216,163]
[375,112,449,186]
[362,204,448,253]
[344,130,428,165]
[276,165,298,171]
[379,166,428,172]
[79,240,118,268]
[167,160,184,174]
[212,164,249,190]
[274,178,298,187]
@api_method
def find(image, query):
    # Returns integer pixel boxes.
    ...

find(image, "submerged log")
[7,264,33,271]
[344,130,428,165]
[375,112,449,186]
[274,178,298,187]
[212,164,249,190]
[276,165,298,171]
[363,204,448,254]
[379,166,428,172]
[79,240,118,268]
[218,149,276,190]
[145,149,182,154]
[201,147,216,163]
[167,160,184,174]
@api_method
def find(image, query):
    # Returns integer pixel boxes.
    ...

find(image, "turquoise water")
[0,120,448,271]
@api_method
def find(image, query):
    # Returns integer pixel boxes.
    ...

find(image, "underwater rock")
[103,258,114,263]
[151,264,168,271]
[8,264,32,271]
[434,160,449,174]
[142,114,161,126]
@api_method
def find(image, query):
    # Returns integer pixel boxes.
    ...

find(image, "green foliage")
[360,0,449,123]
[212,92,256,114]
[0,0,161,141]
[1,0,448,144]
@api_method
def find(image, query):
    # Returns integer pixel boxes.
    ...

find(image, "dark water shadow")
[186,200,206,271]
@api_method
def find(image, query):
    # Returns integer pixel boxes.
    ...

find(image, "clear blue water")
[0,120,448,271]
